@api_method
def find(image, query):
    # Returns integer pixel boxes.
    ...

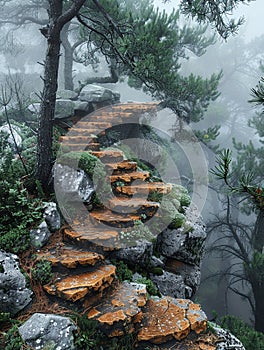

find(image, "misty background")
[1,0,264,328]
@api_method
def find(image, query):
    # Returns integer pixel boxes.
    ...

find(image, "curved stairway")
[37,103,209,347]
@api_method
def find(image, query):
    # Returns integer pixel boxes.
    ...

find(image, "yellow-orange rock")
[104,161,137,174]
[90,209,141,227]
[37,248,104,268]
[108,198,160,213]
[44,265,116,302]
[87,282,147,337]
[115,182,172,196]
[89,150,124,163]
[137,297,207,344]
[110,171,150,184]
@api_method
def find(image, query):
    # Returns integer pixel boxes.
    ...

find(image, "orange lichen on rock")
[104,161,137,174]
[110,171,150,184]
[37,248,104,268]
[90,209,140,227]
[115,182,172,196]
[87,282,147,336]
[43,265,116,302]
[137,297,207,344]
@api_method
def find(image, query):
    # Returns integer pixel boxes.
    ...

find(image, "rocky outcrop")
[0,250,32,315]
[213,324,246,350]
[18,313,77,350]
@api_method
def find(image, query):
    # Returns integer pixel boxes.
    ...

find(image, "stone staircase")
[37,103,208,347]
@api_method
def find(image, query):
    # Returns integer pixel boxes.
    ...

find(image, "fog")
[1,0,264,330]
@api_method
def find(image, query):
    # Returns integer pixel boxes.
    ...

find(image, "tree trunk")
[35,1,63,192]
[252,280,264,332]
[61,23,74,91]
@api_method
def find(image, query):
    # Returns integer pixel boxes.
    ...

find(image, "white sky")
[155,0,264,42]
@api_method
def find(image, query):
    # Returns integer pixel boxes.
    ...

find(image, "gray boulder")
[30,221,52,249]
[56,89,78,100]
[55,99,75,119]
[19,313,77,350]
[213,324,245,350]
[150,271,188,299]
[43,202,61,232]
[27,102,41,114]
[157,211,206,266]
[54,164,95,203]
[0,250,32,315]
[79,84,120,103]
[112,240,153,267]
[0,124,22,151]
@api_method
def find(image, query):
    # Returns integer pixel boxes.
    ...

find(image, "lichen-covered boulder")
[30,221,51,249]
[111,240,153,267]
[18,313,77,350]
[150,271,188,298]
[54,164,95,203]
[43,202,61,232]
[79,84,120,103]
[56,89,78,100]
[0,124,22,151]
[213,324,245,350]
[157,207,206,266]
[0,250,32,315]
[55,99,75,119]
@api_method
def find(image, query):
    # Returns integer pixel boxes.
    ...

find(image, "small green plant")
[3,324,25,350]
[148,191,163,202]
[114,260,133,282]
[32,260,52,284]
[169,212,186,229]
[134,277,159,296]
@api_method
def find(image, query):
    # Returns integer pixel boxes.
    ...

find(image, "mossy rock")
[169,212,186,229]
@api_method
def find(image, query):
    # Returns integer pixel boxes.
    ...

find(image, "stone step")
[111,102,159,115]
[87,282,147,337]
[84,115,123,123]
[66,128,101,137]
[59,135,98,144]
[89,150,124,163]
[63,227,120,251]
[104,161,137,174]
[137,297,207,345]
[43,265,116,302]
[60,143,101,151]
[110,171,150,184]
[115,182,173,196]
[76,121,113,129]
[36,248,104,269]
[90,209,141,228]
[108,198,159,215]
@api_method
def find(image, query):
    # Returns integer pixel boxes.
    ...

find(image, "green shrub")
[134,276,159,296]
[169,212,186,229]
[114,260,133,282]
[219,315,264,350]
[3,324,25,350]
[32,260,52,284]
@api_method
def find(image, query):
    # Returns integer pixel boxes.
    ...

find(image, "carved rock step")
[87,282,147,337]
[110,171,150,184]
[137,297,207,345]
[66,129,101,137]
[104,161,137,174]
[111,102,159,114]
[83,114,122,123]
[75,121,113,129]
[37,248,104,269]
[89,150,124,163]
[115,182,173,196]
[60,143,101,151]
[59,135,98,144]
[63,228,120,251]
[108,198,159,215]
[44,265,116,302]
[90,209,141,228]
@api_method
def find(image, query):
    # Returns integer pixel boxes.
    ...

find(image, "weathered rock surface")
[213,324,245,350]
[137,297,207,344]
[79,84,120,103]
[19,313,77,350]
[56,89,78,100]
[0,124,22,151]
[112,240,153,266]
[43,202,61,232]
[157,207,206,266]
[54,164,95,202]
[88,282,147,337]
[30,221,51,248]
[44,265,116,302]
[150,271,188,299]
[0,251,32,315]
